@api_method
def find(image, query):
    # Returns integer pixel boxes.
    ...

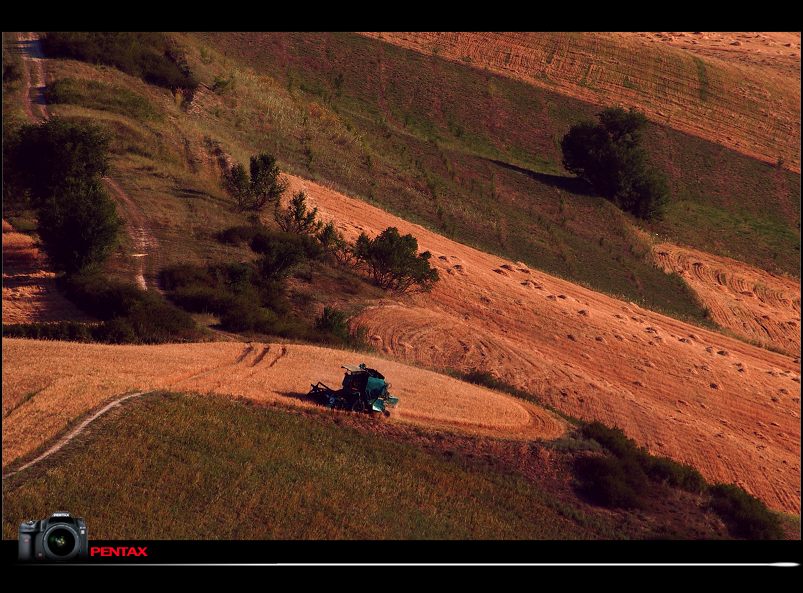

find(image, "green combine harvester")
[308,363,399,416]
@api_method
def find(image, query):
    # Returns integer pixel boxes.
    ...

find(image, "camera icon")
[19,512,88,562]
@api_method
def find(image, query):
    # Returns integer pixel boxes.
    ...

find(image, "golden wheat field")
[1,338,566,468]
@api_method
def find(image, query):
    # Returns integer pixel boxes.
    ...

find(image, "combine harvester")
[308,363,399,416]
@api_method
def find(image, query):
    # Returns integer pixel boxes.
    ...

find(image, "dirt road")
[14,32,161,291]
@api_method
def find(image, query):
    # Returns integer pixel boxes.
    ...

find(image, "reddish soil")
[360,32,801,173]
[282,174,801,514]
[2,221,93,324]
[653,243,801,356]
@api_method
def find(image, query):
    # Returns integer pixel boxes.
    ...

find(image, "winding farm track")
[360,32,801,173]
[2,339,566,472]
[653,243,801,356]
[281,174,801,514]
[14,32,160,291]
[2,391,150,479]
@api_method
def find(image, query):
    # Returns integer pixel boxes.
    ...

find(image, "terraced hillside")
[360,32,801,173]
[279,174,801,514]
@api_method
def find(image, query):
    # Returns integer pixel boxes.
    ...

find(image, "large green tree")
[352,227,439,292]
[5,118,121,274]
[561,107,668,220]
[37,178,122,274]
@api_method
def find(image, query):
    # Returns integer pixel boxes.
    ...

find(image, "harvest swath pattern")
[361,32,801,173]
[279,174,801,514]
[653,243,801,356]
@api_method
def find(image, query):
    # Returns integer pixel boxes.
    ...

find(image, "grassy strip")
[1,392,610,540]
[45,78,160,121]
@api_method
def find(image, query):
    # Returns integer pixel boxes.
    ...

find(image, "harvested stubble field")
[361,32,801,173]
[2,338,565,470]
[2,220,92,324]
[279,174,801,514]
[653,242,801,356]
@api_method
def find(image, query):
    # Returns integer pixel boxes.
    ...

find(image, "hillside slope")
[653,243,801,356]
[360,32,801,173]
[2,338,565,470]
[280,174,801,514]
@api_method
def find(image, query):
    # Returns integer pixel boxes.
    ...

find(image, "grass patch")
[1,392,608,540]
[41,32,197,92]
[45,78,160,121]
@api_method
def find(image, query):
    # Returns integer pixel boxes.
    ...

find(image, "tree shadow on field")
[278,390,321,406]
[487,158,597,197]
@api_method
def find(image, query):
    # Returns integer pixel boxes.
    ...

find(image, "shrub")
[561,107,668,220]
[216,225,264,246]
[219,299,278,333]
[41,32,197,92]
[62,272,144,319]
[224,153,288,213]
[352,227,439,292]
[94,318,137,344]
[159,264,214,292]
[314,306,349,340]
[275,190,322,235]
[645,456,707,493]
[581,421,641,460]
[573,455,648,509]
[170,285,236,315]
[317,221,350,264]
[708,484,784,540]
[250,230,316,281]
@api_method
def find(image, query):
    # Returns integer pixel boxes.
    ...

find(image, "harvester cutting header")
[308,363,399,416]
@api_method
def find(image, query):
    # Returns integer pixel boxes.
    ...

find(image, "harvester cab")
[308,363,399,416]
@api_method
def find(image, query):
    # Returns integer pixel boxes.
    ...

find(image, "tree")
[223,153,288,213]
[317,221,350,264]
[561,107,668,220]
[223,163,251,211]
[4,118,121,274]
[352,227,439,292]
[5,118,110,206]
[274,190,322,234]
[36,178,122,274]
[249,153,287,211]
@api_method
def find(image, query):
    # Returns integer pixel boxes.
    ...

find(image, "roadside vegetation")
[2,117,204,344]
[575,422,784,539]
[40,32,197,94]
[451,369,786,540]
